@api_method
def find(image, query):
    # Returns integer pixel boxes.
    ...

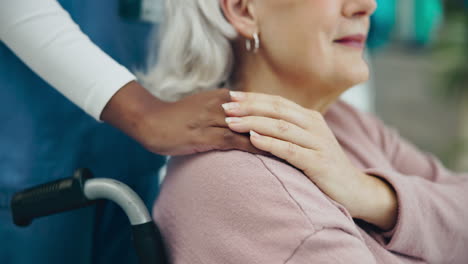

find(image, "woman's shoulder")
[166,150,267,180]
[155,150,355,230]
[159,150,299,204]
[164,150,295,188]
[162,150,313,203]
[158,150,277,200]
[153,151,359,263]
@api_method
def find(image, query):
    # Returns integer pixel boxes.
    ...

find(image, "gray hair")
[140,0,238,101]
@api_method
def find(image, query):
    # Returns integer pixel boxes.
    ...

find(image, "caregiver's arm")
[0,0,132,120]
[101,82,259,155]
[0,0,258,155]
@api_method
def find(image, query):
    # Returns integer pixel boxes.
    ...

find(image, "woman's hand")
[223,91,398,230]
[101,81,262,156]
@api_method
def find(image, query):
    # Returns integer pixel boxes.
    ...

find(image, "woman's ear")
[220,0,258,38]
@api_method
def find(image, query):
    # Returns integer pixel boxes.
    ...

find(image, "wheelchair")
[10,169,168,264]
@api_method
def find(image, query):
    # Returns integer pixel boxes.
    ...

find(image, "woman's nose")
[343,0,377,18]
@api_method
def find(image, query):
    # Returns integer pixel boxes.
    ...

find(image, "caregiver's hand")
[223,92,398,231]
[101,81,261,156]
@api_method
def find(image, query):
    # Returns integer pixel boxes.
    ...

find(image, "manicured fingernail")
[225,117,243,124]
[230,91,246,100]
[222,102,240,111]
[250,130,262,139]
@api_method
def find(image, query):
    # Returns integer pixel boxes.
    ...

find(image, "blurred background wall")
[343,0,468,171]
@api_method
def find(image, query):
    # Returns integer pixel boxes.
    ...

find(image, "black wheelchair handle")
[10,168,168,264]
[10,168,95,227]
[132,222,169,264]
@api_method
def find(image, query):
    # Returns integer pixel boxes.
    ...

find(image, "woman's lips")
[334,34,366,49]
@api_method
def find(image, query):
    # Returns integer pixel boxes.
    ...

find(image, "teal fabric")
[413,0,443,45]
[368,0,443,50]
[368,0,397,50]
[0,0,164,263]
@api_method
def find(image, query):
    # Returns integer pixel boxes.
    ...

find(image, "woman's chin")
[341,67,370,88]
[333,73,369,91]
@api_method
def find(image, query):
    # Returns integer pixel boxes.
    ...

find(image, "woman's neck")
[229,50,346,114]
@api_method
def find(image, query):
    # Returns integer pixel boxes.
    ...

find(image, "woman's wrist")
[352,172,398,231]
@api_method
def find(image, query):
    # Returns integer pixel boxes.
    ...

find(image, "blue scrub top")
[0,1,165,263]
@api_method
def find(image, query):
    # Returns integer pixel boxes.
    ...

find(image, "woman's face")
[252,0,377,90]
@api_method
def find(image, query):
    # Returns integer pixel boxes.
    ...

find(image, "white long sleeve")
[0,0,136,120]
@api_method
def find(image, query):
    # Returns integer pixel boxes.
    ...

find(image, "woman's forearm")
[352,173,398,231]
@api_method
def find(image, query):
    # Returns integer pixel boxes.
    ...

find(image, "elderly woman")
[147,0,468,263]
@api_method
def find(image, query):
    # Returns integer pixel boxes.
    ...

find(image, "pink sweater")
[153,101,468,264]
